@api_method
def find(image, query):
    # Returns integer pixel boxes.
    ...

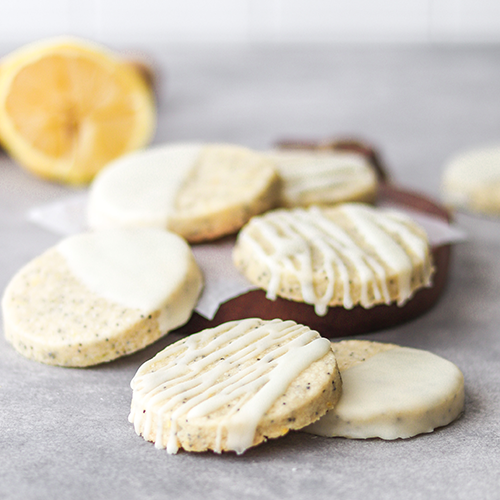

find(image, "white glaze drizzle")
[269,151,375,204]
[340,204,414,305]
[129,318,331,454]
[378,209,434,281]
[237,204,432,315]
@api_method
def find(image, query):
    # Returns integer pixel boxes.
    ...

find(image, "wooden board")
[175,183,452,338]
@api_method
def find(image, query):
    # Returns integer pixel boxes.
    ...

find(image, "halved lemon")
[0,37,156,184]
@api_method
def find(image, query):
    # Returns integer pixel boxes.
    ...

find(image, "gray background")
[1,45,500,499]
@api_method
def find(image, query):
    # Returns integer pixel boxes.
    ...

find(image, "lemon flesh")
[0,38,156,185]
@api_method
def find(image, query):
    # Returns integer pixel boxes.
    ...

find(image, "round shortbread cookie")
[304,340,464,439]
[129,318,341,454]
[2,228,203,367]
[233,203,434,316]
[266,149,378,208]
[87,142,281,242]
[442,146,500,215]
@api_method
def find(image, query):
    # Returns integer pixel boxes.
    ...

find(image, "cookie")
[442,146,500,215]
[304,340,465,439]
[266,149,378,208]
[2,228,203,367]
[233,203,434,316]
[87,143,281,242]
[129,318,341,454]
[275,137,389,182]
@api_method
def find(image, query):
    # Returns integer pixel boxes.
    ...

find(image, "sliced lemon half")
[0,37,156,184]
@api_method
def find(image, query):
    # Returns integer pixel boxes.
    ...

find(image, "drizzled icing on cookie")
[269,151,376,205]
[129,318,331,454]
[235,204,433,315]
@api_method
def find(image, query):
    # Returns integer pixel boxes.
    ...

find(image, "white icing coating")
[57,228,202,324]
[268,151,376,206]
[304,347,464,440]
[442,147,500,207]
[340,204,413,305]
[129,318,332,454]
[236,204,432,315]
[87,143,202,229]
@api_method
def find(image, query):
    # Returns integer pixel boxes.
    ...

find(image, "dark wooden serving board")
[175,182,452,338]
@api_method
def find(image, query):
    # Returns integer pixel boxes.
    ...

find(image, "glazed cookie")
[129,318,341,454]
[233,203,434,316]
[304,340,464,439]
[2,228,203,367]
[442,146,500,215]
[87,143,281,242]
[267,149,378,208]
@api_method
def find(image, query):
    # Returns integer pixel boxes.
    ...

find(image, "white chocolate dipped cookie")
[304,340,465,439]
[87,142,281,242]
[233,203,434,316]
[2,228,203,367]
[129,318,341,454]
[267,149,378,208]
[442,146,500,215]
